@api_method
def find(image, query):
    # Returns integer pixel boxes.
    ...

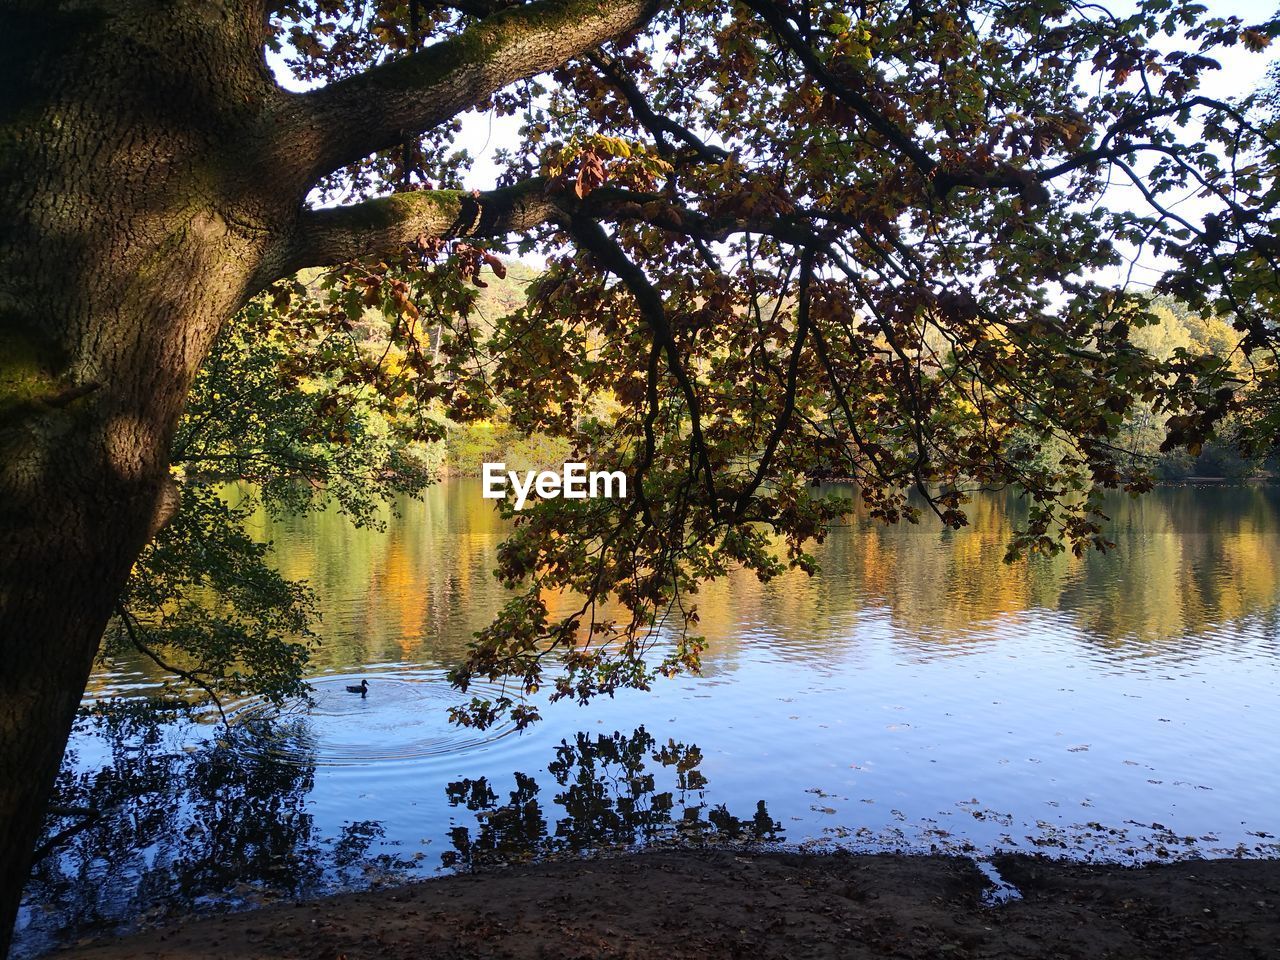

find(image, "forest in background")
[302,261,1274,483]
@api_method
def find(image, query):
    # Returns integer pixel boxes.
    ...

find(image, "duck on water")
[345,679,368,697]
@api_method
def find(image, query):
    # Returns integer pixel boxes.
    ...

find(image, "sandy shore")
[50,849,1280,959]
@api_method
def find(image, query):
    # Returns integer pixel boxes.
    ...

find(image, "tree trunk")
[0,5,284,954]
[0,1,659,951]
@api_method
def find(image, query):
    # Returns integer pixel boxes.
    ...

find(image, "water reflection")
[442,727,781,869]
[263,483,1280,662]
[20,718,771,957]
[82,483,1280,690]
[691,484,1280,656]
[24,482,1280,957]
[22,704,322,953]
[224,671,521,766]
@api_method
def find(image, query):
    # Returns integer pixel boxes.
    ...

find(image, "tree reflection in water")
[20,702,328,954]
[443,727,781,869]
[18,714,775,957]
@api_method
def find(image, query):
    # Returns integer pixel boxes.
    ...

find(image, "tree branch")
[738,0,935,176]
[295,0,659,180]
[586,51,729,164]
[281,179,559,274]
[565,214,720,518]
[733,248,813,518]
[275,178,828,283]
[737,0,1053,206]
[422,0,520,18]
[116,604,227,724]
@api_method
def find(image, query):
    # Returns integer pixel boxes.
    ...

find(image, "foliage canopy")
[123,0,1280,725]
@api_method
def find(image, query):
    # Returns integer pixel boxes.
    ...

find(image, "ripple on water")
[216,671,520,767]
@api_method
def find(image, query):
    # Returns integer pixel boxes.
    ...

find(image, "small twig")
[115,603,227,724]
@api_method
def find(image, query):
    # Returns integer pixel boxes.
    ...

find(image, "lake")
[16,481,1280,955]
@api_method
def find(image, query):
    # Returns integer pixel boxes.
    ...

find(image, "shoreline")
[46,848,1280,959]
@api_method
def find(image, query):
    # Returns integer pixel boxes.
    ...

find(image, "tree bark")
[0,7,281,955]
[0,1,661,954]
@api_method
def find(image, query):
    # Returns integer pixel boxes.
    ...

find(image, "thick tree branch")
[422,0,519,18]
[275,179,831,284]
[295,0,660,180]
[282,180,559,274]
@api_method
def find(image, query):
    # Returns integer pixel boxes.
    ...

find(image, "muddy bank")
[51,849,1280,959]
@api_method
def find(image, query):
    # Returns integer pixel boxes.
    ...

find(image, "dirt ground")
[52,849,1280,959]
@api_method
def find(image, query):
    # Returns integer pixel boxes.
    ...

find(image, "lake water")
[16,481,1280,955]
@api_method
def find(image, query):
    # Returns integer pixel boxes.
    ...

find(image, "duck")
[345,679,369,697]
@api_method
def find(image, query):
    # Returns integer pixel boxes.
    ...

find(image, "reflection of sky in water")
[19,482,1280,956]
